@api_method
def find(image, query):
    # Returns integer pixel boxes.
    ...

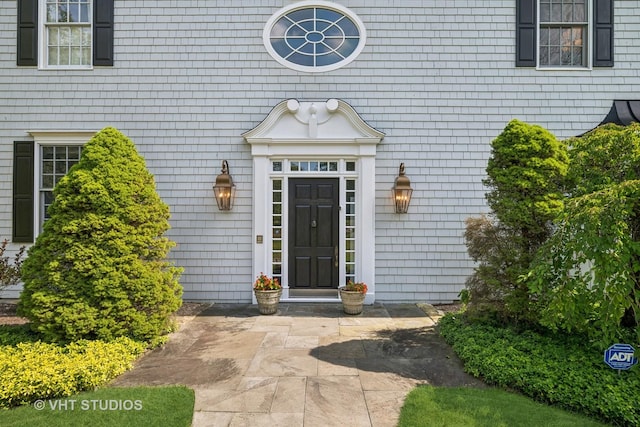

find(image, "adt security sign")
[604,344,638,371]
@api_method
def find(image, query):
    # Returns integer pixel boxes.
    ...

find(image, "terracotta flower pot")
[254,289,282,315]
[339,288,366,315]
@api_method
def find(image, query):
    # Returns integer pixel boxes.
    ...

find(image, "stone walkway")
[111,303,484,427]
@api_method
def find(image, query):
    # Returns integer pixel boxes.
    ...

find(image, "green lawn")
[399,386,607,427]
[1,386,194,427]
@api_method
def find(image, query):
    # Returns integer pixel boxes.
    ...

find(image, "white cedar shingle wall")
[1,1,639,302]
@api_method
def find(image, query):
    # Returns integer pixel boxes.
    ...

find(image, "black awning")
[599,100,640,126]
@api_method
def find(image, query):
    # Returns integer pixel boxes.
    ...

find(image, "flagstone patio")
[111,303,484,427]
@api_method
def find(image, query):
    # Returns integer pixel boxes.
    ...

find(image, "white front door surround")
[243,99,384,303]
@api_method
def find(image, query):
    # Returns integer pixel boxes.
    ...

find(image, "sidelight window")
[271,179,283,286]
[345,179,356,284]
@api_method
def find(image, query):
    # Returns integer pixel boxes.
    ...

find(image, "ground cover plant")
[399,385,607,427]
[1,386,194,427]
[0,324,38,347]
[0,324,145,408]
[18,127,182,344]
[458,121,639,425]
[439,314,640,426]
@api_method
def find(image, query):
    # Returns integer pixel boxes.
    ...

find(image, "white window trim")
[38,0,94,70]
[244,99,383,303]
[536,0,593,70]
[268,159,358,298]
[263,0,367,73]
[28,130,96,234]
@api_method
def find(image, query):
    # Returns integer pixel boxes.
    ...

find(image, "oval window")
[263,1,366,73]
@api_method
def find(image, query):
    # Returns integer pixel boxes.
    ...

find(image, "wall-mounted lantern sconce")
[213,160,235,211]
[392,163,413,214]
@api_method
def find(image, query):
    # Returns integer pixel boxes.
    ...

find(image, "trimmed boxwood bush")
[18,127,182,343]
[439,314,640,426]
[465,119,568,322]
[0,337,145,408]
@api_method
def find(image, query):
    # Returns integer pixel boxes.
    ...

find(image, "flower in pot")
[339,280,367,315]
[253,272,282,315]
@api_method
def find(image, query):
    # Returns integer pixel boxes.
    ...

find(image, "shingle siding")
[1,1,639,302]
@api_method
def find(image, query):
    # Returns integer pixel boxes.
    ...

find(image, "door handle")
[334,246,339,267]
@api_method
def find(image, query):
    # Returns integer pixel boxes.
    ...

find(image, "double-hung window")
[43,0,92,68]
[516,0,613,68]
[17,0,114,67]
[40,145,83,223]
[13,132,94,243]
[539,0,588,67]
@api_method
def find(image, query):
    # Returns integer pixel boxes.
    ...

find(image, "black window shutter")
[13,142,35,243]
[593,0,614,67]
[17,0,38,66]
[93,0,114,66]
[516,0,537,67]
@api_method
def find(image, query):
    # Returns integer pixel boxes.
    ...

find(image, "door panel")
[317,204,334,247]
[289,178,339,289]
[317,183,334,199]
[294,205,311,247]
[295,257,311,287]
[317,257,334,286]
[295,183,311,199]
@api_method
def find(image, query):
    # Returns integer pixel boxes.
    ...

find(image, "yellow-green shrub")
[0,337,145,408]
[19,127,182,343]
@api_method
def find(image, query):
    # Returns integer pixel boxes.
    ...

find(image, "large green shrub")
[484,119,569,249]
[18,127,182,343]
[464,119,568,321]
[0,337,145,408]
[439,314,640,426]
[528,124,640,346]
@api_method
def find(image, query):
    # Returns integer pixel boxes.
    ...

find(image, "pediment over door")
[243,99,384,155]
[244,98,382,303]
